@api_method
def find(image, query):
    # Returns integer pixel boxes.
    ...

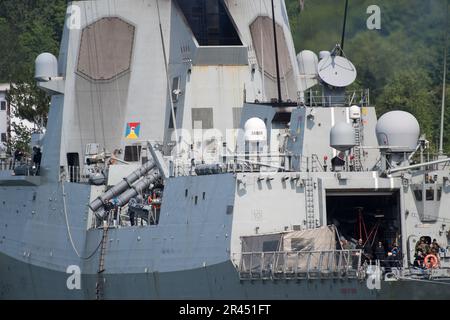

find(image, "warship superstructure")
[1,0,450,299]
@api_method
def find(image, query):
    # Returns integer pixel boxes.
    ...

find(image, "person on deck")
[32,147,42,175]
[374,241,386,265]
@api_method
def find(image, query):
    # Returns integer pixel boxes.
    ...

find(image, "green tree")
[0,0,66,153]
[376,69,438,147]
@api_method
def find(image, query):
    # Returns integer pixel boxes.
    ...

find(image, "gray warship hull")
[2,0,450,300]
[2,250,450,300]
[1,173,450,300]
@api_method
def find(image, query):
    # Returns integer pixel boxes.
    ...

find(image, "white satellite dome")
[349,105,361,120]
[376,111,420,152]
[297,50,319,76]
[244,117,267,142]
[330,122,356,151]
[35,53,58,81]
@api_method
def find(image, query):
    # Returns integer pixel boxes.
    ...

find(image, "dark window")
[0,101,5,111]
[124,145,141,162]
[176,0,242,46]
[262,240,279,252]
[202,192,206,200]
[194,195,198,205]
[67,153,80,183]
[413,189,423,202]
[67,153,80,167]
[438,188,442,201]
[426,189,434,201]
[1,133,6,142]
[185,189,188,197]
[272,112,291,123]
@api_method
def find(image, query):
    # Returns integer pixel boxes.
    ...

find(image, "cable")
[61,180,103,260]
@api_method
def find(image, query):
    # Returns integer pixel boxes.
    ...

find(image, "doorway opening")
[326,191,402,255]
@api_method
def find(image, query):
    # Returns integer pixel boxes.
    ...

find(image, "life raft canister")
[424,254,439,269]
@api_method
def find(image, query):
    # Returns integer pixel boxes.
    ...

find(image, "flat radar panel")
[318,55,357,87]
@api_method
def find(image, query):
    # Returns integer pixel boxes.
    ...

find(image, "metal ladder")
[305,177,316,229]
[353,120,363,171]
[96,223,109,300]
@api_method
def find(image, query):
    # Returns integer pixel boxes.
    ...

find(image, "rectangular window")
[124,145,141,162]
[67,153,80,183]
[413,189,423,202]
[0,101,5,111]
[426,189,434,201]
[1,133,6,142]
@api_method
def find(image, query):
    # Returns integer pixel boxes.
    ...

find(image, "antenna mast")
[271,0,282,103]
[439,1,449,156]
[340,0,349,55]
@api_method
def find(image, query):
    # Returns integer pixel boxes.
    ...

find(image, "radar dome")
[244,117,267,142]
[330,122,356,151]
[35,53,58,81]
[297,50,319,76]
[349,105,361,120]
[376,111,420,152]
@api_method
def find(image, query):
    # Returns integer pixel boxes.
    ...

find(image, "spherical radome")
[349,105,361,120]
[376,111,420,152]
[35,53,58,81]
[244,117,267,142]
[297,50,318,75]
[330,122,356,151]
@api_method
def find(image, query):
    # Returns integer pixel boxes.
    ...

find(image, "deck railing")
[235,250,363,280]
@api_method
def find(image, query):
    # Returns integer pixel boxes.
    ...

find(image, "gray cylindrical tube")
[89,159,156,212]
[115,169,160,207]
[94,169,160,220]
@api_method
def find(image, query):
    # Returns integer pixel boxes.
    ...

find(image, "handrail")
[306,89,370,108]
[237,250,363,280]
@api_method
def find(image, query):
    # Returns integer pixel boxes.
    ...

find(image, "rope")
[61,180,103,260]
[363,220,379,247]
[370,223,380,247]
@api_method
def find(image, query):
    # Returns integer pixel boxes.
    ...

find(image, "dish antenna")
[317,44,357,87]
